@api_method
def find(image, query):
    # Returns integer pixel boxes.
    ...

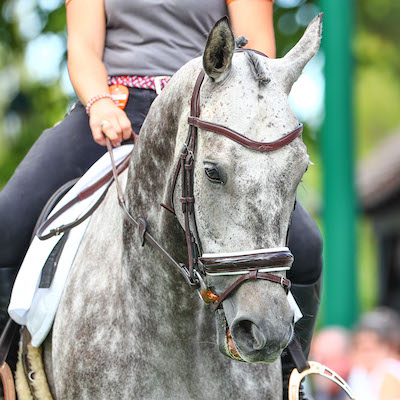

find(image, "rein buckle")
[200,289,219,304]
[288,361,356,400]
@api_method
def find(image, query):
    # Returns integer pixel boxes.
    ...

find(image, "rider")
[0,1,322,398]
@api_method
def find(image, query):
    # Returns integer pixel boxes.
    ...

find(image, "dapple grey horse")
[43,14,322,400]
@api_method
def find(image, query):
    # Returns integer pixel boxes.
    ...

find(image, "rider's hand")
[89,98,132,147]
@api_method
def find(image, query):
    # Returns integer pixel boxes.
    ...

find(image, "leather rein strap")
[36,155,132,240]
[106,140,198,287]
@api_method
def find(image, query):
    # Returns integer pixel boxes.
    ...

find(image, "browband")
[188,117,303,152]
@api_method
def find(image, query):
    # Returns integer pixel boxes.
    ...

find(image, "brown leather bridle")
[108,49,304,309]
[158,55,303,307]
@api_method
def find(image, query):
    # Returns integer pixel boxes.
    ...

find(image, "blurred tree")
[355,1,400,159]
[0,0,69,187]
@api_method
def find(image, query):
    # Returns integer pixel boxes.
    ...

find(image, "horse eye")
[205,167,223,184]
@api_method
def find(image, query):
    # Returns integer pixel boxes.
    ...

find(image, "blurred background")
[0,0,399,397]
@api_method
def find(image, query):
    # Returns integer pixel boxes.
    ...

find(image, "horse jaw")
[270,12,323,94]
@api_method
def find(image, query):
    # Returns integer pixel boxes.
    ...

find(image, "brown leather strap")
[0,319,18,366]
[0,316,18,399]
[213,270,291,310]
[287,337,310,373]
[188,117,303,152]
[165,71,206,214]
[191,70,205,117]
[0,362,15,400]
[36,153,131,240]
[106,139,199,287]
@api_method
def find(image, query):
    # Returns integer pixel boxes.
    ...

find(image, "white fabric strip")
[288,292,303,323]
[206,266,291,276]
[201,247,290,259]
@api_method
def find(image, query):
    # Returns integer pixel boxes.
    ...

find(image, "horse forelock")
[244,51,270,85]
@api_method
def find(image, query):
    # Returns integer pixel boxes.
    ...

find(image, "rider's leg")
[0,268,19,371]
[0,87,157,370]
[282,201,323,400]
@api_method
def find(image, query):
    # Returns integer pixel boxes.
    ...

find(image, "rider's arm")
[227,0,276,58]
[66,0,131,146]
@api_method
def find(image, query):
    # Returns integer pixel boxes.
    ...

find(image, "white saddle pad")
[8,145,133,347]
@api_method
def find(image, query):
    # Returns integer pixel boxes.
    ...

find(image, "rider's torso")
[103,0,228,77]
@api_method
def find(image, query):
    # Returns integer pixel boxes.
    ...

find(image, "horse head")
[170,15,323,364]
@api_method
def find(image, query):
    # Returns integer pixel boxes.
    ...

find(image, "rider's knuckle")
[122,122,131,131]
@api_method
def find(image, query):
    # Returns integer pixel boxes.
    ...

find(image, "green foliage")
[0,82,69,185]
[355,1,400,159]
[43,6,68,33]
[0,0,69,189]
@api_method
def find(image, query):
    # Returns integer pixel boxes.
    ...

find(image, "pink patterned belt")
[108,75,171,94]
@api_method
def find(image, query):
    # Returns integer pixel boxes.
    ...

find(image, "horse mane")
[235,36,270,85]
[245,51,270,85]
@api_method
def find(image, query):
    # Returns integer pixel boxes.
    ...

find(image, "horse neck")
[125,75,187,219]
[121,71,201,314]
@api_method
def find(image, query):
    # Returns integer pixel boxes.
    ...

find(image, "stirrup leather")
[288,361,356,400]
[0,361,16,400]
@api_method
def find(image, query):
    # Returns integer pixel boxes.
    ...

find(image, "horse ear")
[203,17,235,80]
[272,13,323,93]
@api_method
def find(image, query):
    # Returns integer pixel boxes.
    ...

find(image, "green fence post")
[320,0,358,327]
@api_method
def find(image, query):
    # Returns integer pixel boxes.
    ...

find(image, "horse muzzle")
[216,302,294,363]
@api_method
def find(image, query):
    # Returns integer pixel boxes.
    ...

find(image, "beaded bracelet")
[85,93,113,115]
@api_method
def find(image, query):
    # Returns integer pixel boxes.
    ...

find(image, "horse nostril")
[231,319,267,352]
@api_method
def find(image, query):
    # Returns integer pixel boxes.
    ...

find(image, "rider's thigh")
[0,87,158,269]
[0,102,105,268]
[287,201,323,284]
